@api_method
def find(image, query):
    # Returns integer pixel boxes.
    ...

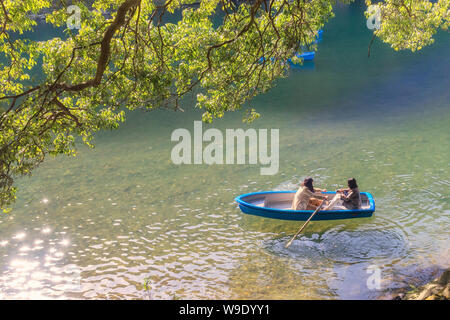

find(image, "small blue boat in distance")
[293,30,322,62]
[259,51,315,65]
[293,51,315,62]
[235,191,375,221]
[260,29,322,65]
[317,29,323,41]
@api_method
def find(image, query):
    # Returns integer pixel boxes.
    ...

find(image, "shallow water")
[0,3,449,299]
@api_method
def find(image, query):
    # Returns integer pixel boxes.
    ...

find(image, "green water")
[0,3,449,299]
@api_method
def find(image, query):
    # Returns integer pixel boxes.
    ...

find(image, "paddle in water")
[285,200,325,248]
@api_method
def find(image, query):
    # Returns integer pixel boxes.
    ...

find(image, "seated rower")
[291,177,328,210]
[337,178,362,209]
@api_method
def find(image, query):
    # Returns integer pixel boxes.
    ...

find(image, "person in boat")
[291,177,328,210]
[337,178,362,209]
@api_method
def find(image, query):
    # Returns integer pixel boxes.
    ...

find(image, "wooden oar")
[285,200,325,248]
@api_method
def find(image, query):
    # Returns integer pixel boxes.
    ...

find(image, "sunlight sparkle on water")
[13,232,26,240]
[10,259,39,270]
[19,246,31,252]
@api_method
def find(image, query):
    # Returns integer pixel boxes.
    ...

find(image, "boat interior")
[240,192,372,211]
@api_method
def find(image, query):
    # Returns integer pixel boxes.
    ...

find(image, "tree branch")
[54,0,140,92]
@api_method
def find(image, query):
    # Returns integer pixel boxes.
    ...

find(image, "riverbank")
[392,268,450,300]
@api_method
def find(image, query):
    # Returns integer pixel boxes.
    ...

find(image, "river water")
[0,3,449,299]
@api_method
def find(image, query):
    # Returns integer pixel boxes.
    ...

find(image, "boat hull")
[296,51,315,61]
[235,191,375,221]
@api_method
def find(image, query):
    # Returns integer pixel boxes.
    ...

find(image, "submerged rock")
[437,269,450,286]
[442,284,450,299]
[393,267,450,300]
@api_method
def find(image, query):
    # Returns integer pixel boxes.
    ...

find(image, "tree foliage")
[367,0,449,51]
[0,0,448,210]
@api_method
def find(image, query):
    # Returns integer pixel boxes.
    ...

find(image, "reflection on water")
[0,4,449,299]
[0,227,81,299]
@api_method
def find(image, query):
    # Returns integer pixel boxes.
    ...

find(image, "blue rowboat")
[287,52,316,65]
[259,30,322,65]
[259,51,315,65]
[235,191,375,221]
[295,51,315,61]
[317,29,323,41]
